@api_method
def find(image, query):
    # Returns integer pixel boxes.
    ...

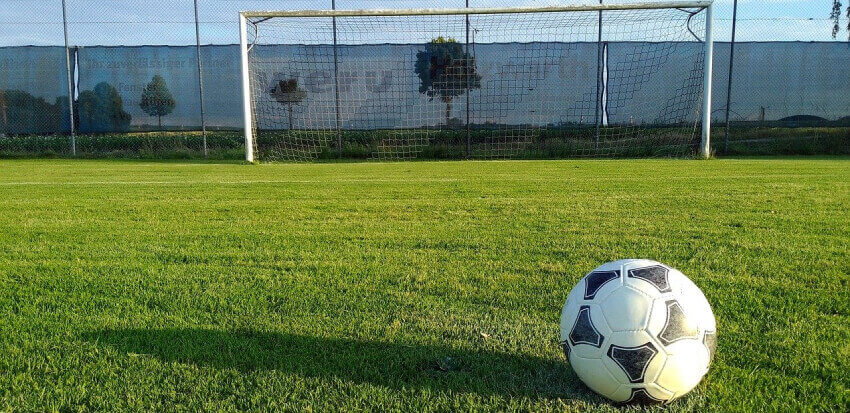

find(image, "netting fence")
[0,0,848,159]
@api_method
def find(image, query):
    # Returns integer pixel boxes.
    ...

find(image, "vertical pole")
[700,3,714,159]
[239,14,254,163]
[194,0,208,158]
[465,0,471,158]
[332,0,342,158]
[61,0,75,156]
[723,0,738,155]
[594,0,603,148]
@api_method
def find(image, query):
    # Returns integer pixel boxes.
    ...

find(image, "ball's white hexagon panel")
[606,385,633,404]
[570,354,622,400]
[655,339,711,397]
[601,285,653,332]
[678,274,717,332]
[665,267,692,296]
[646,296,669,339]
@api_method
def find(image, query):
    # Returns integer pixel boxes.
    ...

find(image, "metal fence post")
[194,0,208,158]
[332,0,342,158]
[61,0,75,156]
[594,0,603,149]
[465,0,471,158]
[723,0,739,154]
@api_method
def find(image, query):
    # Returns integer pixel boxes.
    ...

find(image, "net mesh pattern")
[246,7,707,161]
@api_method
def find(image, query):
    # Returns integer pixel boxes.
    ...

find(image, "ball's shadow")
[83,328,603,403]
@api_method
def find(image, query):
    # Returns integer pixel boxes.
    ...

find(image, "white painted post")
[700,3,714,159]
[239,13,255,163]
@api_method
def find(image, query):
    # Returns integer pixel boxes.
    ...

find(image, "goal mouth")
[239,2,714,162]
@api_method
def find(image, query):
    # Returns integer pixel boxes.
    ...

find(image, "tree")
[0,91,6,132]
[832,1,850,40]
[414,37,481,125]
[139,75,176,129]
[269,78,307,130]
[76,82,132,133]
[0,90,63,134]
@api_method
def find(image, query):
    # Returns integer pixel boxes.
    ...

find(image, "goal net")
[240,2,713,162]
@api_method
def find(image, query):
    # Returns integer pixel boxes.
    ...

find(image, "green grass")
[0,158,848,412]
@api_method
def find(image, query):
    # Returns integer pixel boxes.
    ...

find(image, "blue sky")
[0,0,842,46]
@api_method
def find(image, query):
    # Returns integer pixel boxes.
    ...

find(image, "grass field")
[0,158,848,411]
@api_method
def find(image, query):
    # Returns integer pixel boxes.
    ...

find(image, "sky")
[0,0,843,47]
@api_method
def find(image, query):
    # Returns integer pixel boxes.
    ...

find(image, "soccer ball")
[559,259,716,404]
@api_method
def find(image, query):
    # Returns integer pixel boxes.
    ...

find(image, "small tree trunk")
[288,104,293,130]
[158,115,162,129]
[445,99,453,126]
[0,93,7,128]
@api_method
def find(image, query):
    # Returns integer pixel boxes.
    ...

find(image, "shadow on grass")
[82,328,601,403]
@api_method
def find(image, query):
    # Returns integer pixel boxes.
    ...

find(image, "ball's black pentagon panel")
[627,265,672,293]
[584,270,620,299]
[704,330,717,362]
[658,300,700,345]
[607,342,659,383]
[561,340,571,359]
[622,388,665,405]
[569,306,605,347]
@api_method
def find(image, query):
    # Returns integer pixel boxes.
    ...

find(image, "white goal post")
[239,1,714,162]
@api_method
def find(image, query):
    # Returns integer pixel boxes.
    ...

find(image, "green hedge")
[2,126,847,160]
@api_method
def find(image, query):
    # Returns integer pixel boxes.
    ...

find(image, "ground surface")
[0,158,847,412]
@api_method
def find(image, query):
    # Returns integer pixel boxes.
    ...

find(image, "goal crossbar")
[240,2,712,19]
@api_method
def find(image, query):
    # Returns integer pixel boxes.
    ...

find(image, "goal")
[239,2,714,162]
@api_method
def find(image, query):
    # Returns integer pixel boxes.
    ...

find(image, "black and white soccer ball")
[560,259,717,404]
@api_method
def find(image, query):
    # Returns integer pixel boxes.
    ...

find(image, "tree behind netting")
[831,1,850,40]
[140,75,176,129]
[415,37,481,125]
[269,78,307,130]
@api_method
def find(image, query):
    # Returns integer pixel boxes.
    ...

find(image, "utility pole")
[194,0,208,157]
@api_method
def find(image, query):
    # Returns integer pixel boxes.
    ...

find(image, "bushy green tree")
[415,37,481,125]
[0,90,63,134]
[139,75,176,129]
[0,91,5,130]
[77,82,132,133]
[269,78,307,130]
[832,1,850,40]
